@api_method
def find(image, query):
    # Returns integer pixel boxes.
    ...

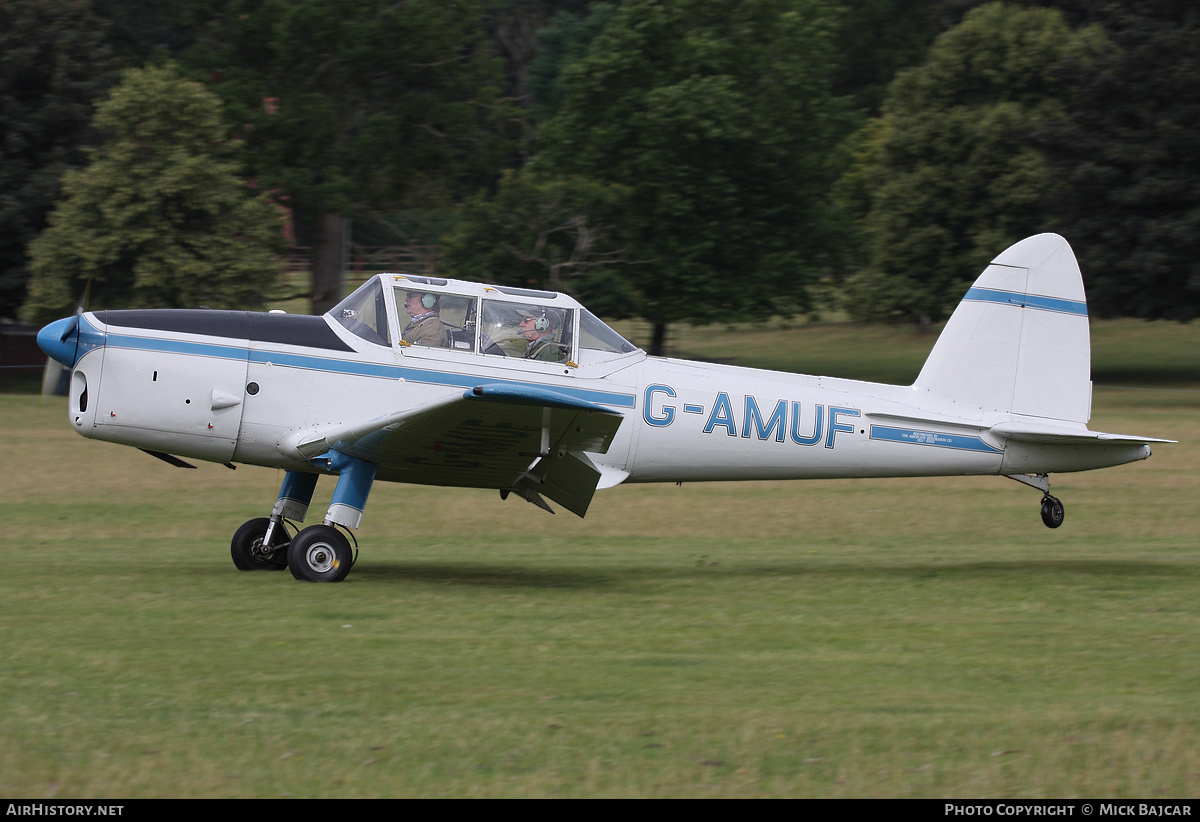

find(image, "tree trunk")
[311,213,345,316]
[648,320,668,357]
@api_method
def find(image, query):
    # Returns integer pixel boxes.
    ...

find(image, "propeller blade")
[59,314,79,342]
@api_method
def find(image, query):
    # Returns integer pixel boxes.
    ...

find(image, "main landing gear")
[1006,474,1065,529]
[231,453,376,583]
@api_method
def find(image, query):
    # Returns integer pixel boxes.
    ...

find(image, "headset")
[421,293,437,310]
[518,307,550,332]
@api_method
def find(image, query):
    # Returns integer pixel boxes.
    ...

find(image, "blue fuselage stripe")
[869,425,1002,453]
[963,287,1087,316]
[107,332,246,361]
[101,331,637,408]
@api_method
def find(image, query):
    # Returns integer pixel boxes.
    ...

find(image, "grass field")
[0,320,1196,797]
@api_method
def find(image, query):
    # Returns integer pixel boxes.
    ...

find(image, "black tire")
[288,524,354,582]
[1040,496,1065,529]
[231,517,288,570]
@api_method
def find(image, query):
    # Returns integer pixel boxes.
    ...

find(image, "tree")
[537,0,852,354]
[20,63,283,324]
[89,0,200,63]
[830,0,948,116]
[844,4,1104,328]
[440,168,636,315]
[844,2,1106,327]
[525,1,616,124]
[188,0,514,314]
[0,0,119,319]
[1035,1,1200,321]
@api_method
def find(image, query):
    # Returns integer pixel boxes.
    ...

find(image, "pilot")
[517,307,566,362]
[402,291,449,348]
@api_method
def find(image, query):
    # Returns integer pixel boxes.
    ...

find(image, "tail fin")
[914,234,1091,424]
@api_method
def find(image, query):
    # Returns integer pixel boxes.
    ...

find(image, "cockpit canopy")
[329,275,640,366]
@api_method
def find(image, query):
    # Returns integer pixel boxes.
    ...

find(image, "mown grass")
[0,321,1196,797]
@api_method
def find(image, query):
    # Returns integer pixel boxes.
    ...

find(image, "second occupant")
[402,291,449,348]
[517,307,566,362]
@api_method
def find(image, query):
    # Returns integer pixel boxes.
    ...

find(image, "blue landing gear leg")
[288,452,376,583]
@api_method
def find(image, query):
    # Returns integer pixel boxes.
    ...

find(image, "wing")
[281,383,625,517]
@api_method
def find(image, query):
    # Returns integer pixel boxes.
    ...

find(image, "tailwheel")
[231,517,288,570]
[1040,495,1065,529]
[288,524,354,582]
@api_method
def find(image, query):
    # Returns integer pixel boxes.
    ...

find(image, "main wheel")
[1040,495,1065,529]
[231,518,288,570]
[288,524,354,582]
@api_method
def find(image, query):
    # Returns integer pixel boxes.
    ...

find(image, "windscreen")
[330,279,390,346]
[579,309,638,354]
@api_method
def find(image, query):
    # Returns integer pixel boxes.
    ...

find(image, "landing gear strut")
[1006,473,1066,529]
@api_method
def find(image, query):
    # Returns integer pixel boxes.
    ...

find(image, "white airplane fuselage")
[56,307,1149,490]
[38,235,1169,581]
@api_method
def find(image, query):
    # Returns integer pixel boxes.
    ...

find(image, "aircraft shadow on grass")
[338,558,1193,589]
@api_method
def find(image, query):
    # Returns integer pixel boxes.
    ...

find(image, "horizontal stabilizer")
[990,421,1175,446]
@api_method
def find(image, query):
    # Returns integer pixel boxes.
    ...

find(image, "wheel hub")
[249,538,272,561]
[305,543,337,573]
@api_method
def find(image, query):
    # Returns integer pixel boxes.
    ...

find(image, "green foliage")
[185,0,514,311]
[845,2,1107,324]
[190,0,511,219]
[20,63,283,323]
[440,168,636,315]
[0,0,119,319]
[90,0,200,64]
[537,0,853,340]
[1035,1,1200,321]
[830,0,946,116]
[525,2,616,123]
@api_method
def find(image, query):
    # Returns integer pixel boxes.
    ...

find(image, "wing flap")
[512,451,604,518]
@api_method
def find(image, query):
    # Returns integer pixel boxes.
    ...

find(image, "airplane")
[36,233,1173,582]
